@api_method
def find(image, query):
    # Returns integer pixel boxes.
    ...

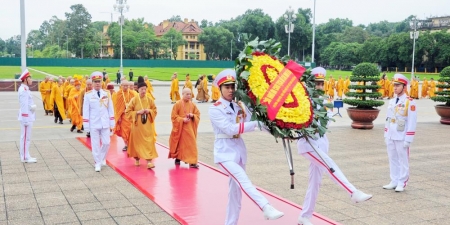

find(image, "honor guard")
[83,71,115,172]
[383,73,417,192]
[18,69,37,163]
[208,69,284,225]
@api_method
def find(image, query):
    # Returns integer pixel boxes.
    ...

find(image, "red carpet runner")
[77,136,340,225]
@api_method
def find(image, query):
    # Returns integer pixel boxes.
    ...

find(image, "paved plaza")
[0,84,449,224]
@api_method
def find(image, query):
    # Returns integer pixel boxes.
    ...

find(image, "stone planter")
[346,107,380,129]
[435,105,450,125]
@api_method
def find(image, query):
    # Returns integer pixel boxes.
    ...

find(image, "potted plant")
[431,66,450,125]
[343,62,384,129]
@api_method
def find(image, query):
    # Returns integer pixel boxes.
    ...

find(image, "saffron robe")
[114,89,136,145]
[184,78,194,98]
[429,80,436,98]
[50,84,67,120]
[39,81,53,111]
[145,80,156,100]
[68,88,83,130]
[170,78,181,102]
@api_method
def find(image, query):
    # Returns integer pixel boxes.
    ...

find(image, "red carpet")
[77,136,340,225]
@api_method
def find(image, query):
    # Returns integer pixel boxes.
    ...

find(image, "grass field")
[0,66,440,81]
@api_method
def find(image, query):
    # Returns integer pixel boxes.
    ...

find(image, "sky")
[1,0,450,40]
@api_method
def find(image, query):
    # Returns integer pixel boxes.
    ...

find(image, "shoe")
[382,183,397,190]
[58,121,63,124]
[262,204,284,220]
[298,216,313,225]
[95,164,101,172]
[86,132,90,138]
[175,159,181,165]
[77,130,83,133]
[122,146,128,151]
[189,164,199,168]
[102,159,107,166]
[147,162,155,169]
[134,159,140,166]
[70,125,75,132]
[351,190,372,203]
[395,186,405,192]
[54,118,57,123]
[21,157,37,163]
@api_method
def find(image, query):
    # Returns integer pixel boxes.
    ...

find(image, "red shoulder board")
[213,101,222,106]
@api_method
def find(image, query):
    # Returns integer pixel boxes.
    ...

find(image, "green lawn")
[0,66,440,81]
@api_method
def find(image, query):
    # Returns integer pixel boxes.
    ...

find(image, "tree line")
[1,4,449,68]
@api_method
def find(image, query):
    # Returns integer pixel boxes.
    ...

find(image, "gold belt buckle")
[232,134,240,139]
[391,119,396,123]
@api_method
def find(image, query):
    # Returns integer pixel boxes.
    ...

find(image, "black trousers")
[116,76,121,84]
[54,103,62,122]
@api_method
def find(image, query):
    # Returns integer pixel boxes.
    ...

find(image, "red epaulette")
[213,101,222,106]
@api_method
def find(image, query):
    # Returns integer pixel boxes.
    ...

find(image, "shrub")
[431,66,450,106]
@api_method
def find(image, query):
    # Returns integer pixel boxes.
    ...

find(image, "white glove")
[385,138,389,145]
[403,141,411,148]
[29,104,37,113]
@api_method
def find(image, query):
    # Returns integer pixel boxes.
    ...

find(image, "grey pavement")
[0,87,450,224]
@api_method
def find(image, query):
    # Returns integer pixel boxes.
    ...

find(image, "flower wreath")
[235,38,333,139]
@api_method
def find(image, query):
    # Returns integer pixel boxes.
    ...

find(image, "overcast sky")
[1,0,449,40]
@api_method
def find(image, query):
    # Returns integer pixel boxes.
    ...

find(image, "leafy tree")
[433,30,450,67]
[239,9,275,40]
[65,4,92,57]
[320,18,353,34]
[168,15,182,22]
[0,38,6,52]
[338,26,369,44]
[5,35,21,57]
[91,21,109,32]
[199,26,234,60]
[162,28,187,60]
[432,66,450,106]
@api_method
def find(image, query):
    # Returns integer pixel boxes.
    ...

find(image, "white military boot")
[262,204,284,220]
[351,190,372,203]
[382,183,397,190]
[298,216,314,225]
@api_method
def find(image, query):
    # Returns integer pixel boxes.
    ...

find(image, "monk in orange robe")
[428,78,436,98]
[39,76,53,115]
[196,76,206,102]
[202,75,210,102]
[183,74,194,99]
[384,78,391,98]
[68,80,83,133]
[168,88,201,168]
[211,75,220,103]
[327,75,335,99]
[50,79,67,124]
[343,76,350,96]
[114,81,136,151]
[410,78,419,99]
[64,79,75,118]
[170,73,181,103]
[336,76,344,100]
[421,78,429,98]
[389,78,395,99]
[144,76,155,100]
[125,81,158,169]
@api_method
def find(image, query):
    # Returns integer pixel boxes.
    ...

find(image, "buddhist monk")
[144,76,155,100]
[202,75,210,102]
[389,78,395,99]
[170,73,181,103]
[327,75,335,99]
[114,81,136,151]
[421,78,429,98]
[196,75,206,102]
[168,88,201,168]
[125,81,158,169]
[64,79,75,118]
[68,80,83,133]
[183,74,194,99]
[336,76,344,100]
[39,76,53,115]
[429,78,436,98]
[343,76,350,96]
[410,78,419,99]
[50,79,66,124]
[211,75,220,103]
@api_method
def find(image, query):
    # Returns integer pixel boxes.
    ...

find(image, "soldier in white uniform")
[83,71,115,172]
[383,73,417,192]
[209,69,284,225]
[18,69,37,163]
[298,67,372,225]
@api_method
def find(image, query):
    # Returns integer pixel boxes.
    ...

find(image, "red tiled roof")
[154,20,203,36]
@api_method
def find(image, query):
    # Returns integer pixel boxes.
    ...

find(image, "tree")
[339,26,369,44]
[65,4,92,57]
[433,30,450,67]
[5,35,21,57]
[91,21,109,32]
[432,66,450,106]
[27,30,45,51]
[199,26,234,60]
[320,18,353,34]
[168,15,182,22]
[0,38,6,53]
[162,28,187,60]
[239,9,275,40]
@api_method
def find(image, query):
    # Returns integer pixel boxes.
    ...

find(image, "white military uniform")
[83,88,115,168]
[209,97,269,225]
[384,92,417,189]
[18,83,36,162]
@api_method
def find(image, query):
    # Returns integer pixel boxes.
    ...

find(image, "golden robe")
[170,78,181,102]
[125,95,158,160]
[410,80,419,99]
[64,85,74,117]
[327,79,335,98]
[114,89,136,145]
[168,99,200,164]
[389,80,395,98]
[184,78,194,98]
[68,88,82,130]
[196,81,206,102]
[377,80,385,96]
[429,80,436,98]
[39,81,53,111]
[421,79,429,98]
[336,78,344,98]
[202,78,210,101]
[384,79,391,98]
[145,80,156,100]
[343,78,350,95]
[50,84,67,120]
[211,85,220,101]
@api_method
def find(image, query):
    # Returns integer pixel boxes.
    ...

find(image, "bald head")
[182,88,192,101]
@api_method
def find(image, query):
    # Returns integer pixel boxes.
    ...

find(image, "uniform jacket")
[384,94,417,143]
[209,97,258,164]
[82,89,115,131]
[18,84,36,123]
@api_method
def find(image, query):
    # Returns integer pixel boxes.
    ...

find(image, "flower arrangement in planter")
[431,66,450,124]
[343,62,385,129]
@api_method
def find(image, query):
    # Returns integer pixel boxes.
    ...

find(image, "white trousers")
[300,150,356,219]
[90,128,110,166]
[19,121,33,161]
[386,139,410,188]
[218,161,269,225]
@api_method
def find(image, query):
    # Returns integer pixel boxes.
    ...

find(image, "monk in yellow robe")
[115,81,136,151]
[377,79,385,99]
[168,88,201,168]
[384,78,391,98]
[196,76,206,102]
[336,76,344,100]
[68,80,83,133]
[183,74,194,99]
[144,76,155,100]
[125,82,158,169]
[327,76,335,99]
[211,75,220,103]
[39,76,53,115]
[389,78,395,99]
[410,78,419,99]
[50,79,67,124]
[421,78,429,98]
[202,75,210,102]
[428,78,436,98]
[343,76,350,96]
[170,73,181,103]
[64,79,75,118]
